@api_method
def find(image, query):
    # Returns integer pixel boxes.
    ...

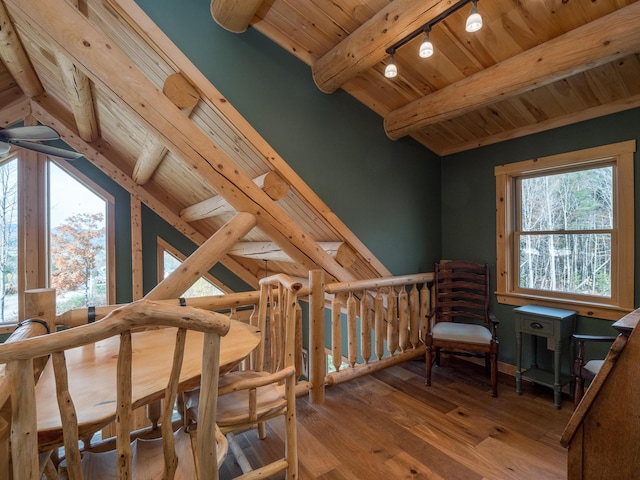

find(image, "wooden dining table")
[34,319,261,450]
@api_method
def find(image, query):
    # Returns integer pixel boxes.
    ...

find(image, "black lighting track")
[385,0,477,55]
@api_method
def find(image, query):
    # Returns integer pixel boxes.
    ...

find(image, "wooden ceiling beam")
[30,94,260,290]
[55,52,99,142]
[180,171,289,221]
[0,86,29,127]
[384,2,640,140]
[230,241,356,268]
[14,0,355,282]
[132,73,200,185]
[0,1,43,97]
[312,0,449,94]
[210,0,263,33]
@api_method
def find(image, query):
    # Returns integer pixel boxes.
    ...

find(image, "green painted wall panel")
[442,108,640,368]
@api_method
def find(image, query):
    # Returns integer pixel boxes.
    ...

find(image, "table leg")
[516,331,522,395]
[553,339,562,409]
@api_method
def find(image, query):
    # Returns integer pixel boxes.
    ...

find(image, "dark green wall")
[441,108,640,367]
[135,0,441,275]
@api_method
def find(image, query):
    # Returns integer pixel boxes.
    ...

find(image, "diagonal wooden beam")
[312,0,448,94]
[132,73,200,185]
[0,0,43,97]
[55,52,99,142]
[144,212,257,300]
[0,86,29,127]
[11,0,355,281]
[230,241,356,268]
[384,2,640,140]
[180,171,289,221]
[210,0,263,33]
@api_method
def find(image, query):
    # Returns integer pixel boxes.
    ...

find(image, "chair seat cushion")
[432,322,493,345]
[584,359,604,375]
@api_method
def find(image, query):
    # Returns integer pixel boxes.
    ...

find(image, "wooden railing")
[308,270,433,404]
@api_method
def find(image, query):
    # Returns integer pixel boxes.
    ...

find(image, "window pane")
[520,167,612,231]
[49,163,107,314]
[519,233,611,297]
[163,250,224,297]
[0,159,17,323]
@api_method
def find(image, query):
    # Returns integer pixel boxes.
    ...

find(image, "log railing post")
[308,270,325,404]
[23,288,56,332]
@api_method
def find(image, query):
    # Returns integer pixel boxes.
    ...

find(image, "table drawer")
[519,315,554,336]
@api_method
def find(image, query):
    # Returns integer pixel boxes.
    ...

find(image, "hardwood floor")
[219,357,573,479]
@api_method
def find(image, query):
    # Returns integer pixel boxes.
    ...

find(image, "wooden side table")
[514,305,576,409]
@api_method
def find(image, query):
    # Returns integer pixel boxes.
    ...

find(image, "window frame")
[49,159,116,307]
[495,140,636,320]
[156,237,231,295]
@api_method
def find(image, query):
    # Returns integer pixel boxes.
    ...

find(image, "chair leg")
[574,376,584,408]
[490,352,498,397]
[425,346,433,386]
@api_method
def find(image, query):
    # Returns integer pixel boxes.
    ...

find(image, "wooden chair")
[0,299,230,480]
[572,333,617,408]
[425,260,500,397]
[186,274,302,480]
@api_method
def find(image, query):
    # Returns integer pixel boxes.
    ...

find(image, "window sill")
[496,292,631,321]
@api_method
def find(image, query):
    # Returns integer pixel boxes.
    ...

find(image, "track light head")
[385,54,397,78]
[419,31,434,58]
[466,1,483,32]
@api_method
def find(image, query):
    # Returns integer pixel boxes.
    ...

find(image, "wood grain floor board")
[219,357,572,479]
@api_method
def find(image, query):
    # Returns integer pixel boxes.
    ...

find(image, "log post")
[132,73,200,185]
[180,171,289,221]
[309,269,326,404]
[144,212,256,300]
[24,288,56,333]
[210,0,263,33]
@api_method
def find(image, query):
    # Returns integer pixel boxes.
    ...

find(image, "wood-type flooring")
[219,357,573,479]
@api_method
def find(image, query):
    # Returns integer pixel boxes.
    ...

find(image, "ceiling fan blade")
[0,125,61,141]
[10,140,83,160]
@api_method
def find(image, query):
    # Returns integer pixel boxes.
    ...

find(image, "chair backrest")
[433,260,490,326]
[251,274,303,376]
[0,299,230,480]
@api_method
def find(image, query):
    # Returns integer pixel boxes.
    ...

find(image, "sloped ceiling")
[0,0,391,292]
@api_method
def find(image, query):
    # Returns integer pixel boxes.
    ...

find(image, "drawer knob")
[530,322,544,329]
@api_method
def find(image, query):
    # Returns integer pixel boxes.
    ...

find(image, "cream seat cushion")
[584,359,604,376]
[432,322,492,345]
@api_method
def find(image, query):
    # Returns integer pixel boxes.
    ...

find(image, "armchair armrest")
[572,334,617,343]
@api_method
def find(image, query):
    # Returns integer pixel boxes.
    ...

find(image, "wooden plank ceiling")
[0,0,638,291]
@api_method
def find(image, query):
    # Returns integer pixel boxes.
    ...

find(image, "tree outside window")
[49,163,109,314]
[495,141,635,320]
[0,158,17,323]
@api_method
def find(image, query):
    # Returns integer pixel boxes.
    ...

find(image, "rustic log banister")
[55,290,260,327]
[309,270,433,404]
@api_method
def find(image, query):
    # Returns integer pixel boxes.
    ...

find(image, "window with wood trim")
[156,237,229,297]
[49,162,114,315]
[495,141,636,320]
[0,154,115,326]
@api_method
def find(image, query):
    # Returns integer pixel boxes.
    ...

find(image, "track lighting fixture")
[466,0,483,32]
[384,54,397,78]
[419,29,434,58]
[383,0,482,79]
